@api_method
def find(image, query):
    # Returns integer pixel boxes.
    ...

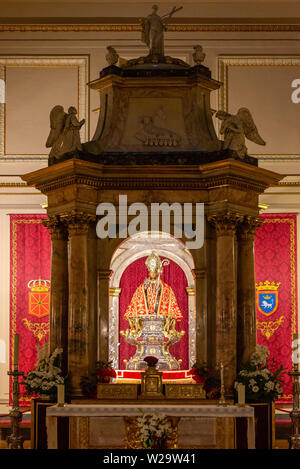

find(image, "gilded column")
[98,269,113,362]
[62,212,96,397]
[236,216,262,369]
[42,216,68,373]
[208,212,243,395]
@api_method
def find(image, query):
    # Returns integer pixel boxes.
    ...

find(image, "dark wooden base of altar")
[235,402,275,449]
[31,398,69,449]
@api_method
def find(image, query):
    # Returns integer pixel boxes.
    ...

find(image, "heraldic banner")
[119,256,189,370]
[10,214,51,406]
[254,213,298,402]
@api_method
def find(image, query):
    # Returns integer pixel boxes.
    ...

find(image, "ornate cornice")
[35,173,270,194]
[207,212,244,235]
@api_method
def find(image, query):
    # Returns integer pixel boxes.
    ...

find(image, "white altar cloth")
[46,403,255,449]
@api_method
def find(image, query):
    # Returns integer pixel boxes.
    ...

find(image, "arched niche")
[108,231,196,370]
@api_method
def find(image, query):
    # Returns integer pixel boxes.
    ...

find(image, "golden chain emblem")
[256,316,285,340]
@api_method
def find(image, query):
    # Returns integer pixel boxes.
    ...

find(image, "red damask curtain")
[10,214,51,406]
[119,257,189,369]
[254,213,297,402]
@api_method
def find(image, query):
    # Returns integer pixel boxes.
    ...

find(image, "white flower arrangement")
[137,412,172,449]
[23,341,65,397]
[235,345,285,403]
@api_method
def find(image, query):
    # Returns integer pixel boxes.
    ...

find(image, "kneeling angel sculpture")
[215,108,266,158]
[46,105,85,165]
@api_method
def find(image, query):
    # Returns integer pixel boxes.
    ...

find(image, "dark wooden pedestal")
[31,398,69,449]
[236,402,275,449]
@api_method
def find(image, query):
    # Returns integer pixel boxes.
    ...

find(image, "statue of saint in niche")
[141,4,183,57]
[121,252,185,370]
[125,251,182,320]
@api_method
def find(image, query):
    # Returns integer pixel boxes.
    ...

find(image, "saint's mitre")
[145,251,163,274]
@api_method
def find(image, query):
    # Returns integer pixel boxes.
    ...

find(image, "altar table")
[46,403,255,449]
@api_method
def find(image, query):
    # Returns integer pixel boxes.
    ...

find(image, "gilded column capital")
[60,211,96,236]
[109,287,122,297]
[42,215,68,240]
[185,286,195,296]
[207,212,244,236]
[236,216,263,241]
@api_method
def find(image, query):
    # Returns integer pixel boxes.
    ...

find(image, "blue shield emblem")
[256,291,278,316]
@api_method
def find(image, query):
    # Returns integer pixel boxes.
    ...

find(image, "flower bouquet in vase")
[235,345,285,449]
[235,345,285,403]
[22,341,65,400]
[137,413,175,449]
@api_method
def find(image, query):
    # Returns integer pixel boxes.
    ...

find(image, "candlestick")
[57,384,65,407]
[288,365,300,449]
[13,334,19,368]
[7,361,24,449]
[218,362,227,406]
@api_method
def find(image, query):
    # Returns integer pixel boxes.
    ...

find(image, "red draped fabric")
[119,257,189,369]
[10,215,51,406]
[254,213,297,402]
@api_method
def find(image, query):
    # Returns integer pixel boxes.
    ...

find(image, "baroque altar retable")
[21,5,283,449]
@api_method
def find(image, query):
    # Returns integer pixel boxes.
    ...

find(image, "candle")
[293,333,300,368]
[220,362,224,384]
[57,384,65,407]
[237,383,245,405]
[13,334,19,368]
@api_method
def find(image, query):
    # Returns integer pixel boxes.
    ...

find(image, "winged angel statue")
[46,105,85,165]
[215,108,266,158]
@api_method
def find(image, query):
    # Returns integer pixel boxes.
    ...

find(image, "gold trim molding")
[109,287,122,297]
[0,55,89,159]
[218,55,300,161]
[1,24,300,32]
[185,286,195,296]
[0,182,27,187]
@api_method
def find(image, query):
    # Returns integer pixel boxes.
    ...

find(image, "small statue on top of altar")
[121,251,185,370]
[141,5,183,57]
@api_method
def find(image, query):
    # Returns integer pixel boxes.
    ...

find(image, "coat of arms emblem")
[27,277,51,318]
[255,280,281,316]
